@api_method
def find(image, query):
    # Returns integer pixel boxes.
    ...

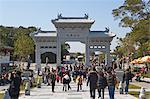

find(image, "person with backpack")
[97,71,107,99]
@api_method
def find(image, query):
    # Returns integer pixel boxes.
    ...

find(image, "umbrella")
[136,58,143,64]
[130,59,138,64]
[141,56,150,63]
[130,58,142,64]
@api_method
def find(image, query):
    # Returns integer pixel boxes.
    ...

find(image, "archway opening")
[63,41,85,64]
[41,52,56,63]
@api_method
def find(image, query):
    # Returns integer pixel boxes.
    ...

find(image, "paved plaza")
[1,66,149,99]
[19,81,136,99]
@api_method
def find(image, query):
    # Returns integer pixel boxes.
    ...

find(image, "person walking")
[9,71,22,99]
[123,68,132,94]
[47,72,51,86]
[97,71,107,99]
[76,75,83,92]
[50,70,56,92]
[87,67,98,99]
[67,72,71,90]
[106,70,116,99]
[62,72,69,91]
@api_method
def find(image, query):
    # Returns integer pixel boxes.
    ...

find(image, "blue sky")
[0,0,130,53]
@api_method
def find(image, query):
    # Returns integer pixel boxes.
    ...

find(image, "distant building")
[0,46,13,73]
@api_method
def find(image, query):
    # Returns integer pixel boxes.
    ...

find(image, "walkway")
[19,82,136,99]
[131,79,150,89]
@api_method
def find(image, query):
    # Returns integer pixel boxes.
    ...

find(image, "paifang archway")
[30,14,116,70]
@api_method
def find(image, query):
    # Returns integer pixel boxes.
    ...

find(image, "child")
[76,75,83,92]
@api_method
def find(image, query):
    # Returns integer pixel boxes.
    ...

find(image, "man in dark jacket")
[106,70,116,99]
[87,67,98,99]
[97,71,107,99]
[9,71,22,99]
[123,68,132,94]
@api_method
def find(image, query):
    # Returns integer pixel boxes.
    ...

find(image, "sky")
[0,0,131,53]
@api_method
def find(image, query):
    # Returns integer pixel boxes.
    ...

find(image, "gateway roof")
[89,31,116,38]
[52,14,95,24]
[30,31,57,37]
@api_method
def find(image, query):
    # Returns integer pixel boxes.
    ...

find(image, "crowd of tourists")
[88,65,135,99]
[2,62,136,99]
[38,63,134,99]
[41,64,88,92]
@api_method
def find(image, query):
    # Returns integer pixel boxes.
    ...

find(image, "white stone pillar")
[105,53,107,65]
[85,38,90,66]
[56,38,61,66]
[35,45,41,71]
[105,42,111,67]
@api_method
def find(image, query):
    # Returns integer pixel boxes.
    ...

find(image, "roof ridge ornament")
[37,27,41,32]
[30,27,41,36]
[84,13,88,19]
[105,27,109,33]
[58,13,62,19]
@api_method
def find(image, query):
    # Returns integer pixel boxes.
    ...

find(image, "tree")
[14,34,34,60]
[112,0,150,57]
[0,25,37,60]
[112,0,150,28]
[0,26,14,47]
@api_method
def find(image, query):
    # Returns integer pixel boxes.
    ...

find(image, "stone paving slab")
[19,82,137,99]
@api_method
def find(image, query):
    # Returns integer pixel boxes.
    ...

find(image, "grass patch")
[0,93,4,99]
[129,84,141,89]
[129,91,139,98]
[143,73,150,78]
[129,91,150,98]
[0,92,24,99]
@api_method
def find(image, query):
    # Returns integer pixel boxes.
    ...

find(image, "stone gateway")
[30,14,116,70]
